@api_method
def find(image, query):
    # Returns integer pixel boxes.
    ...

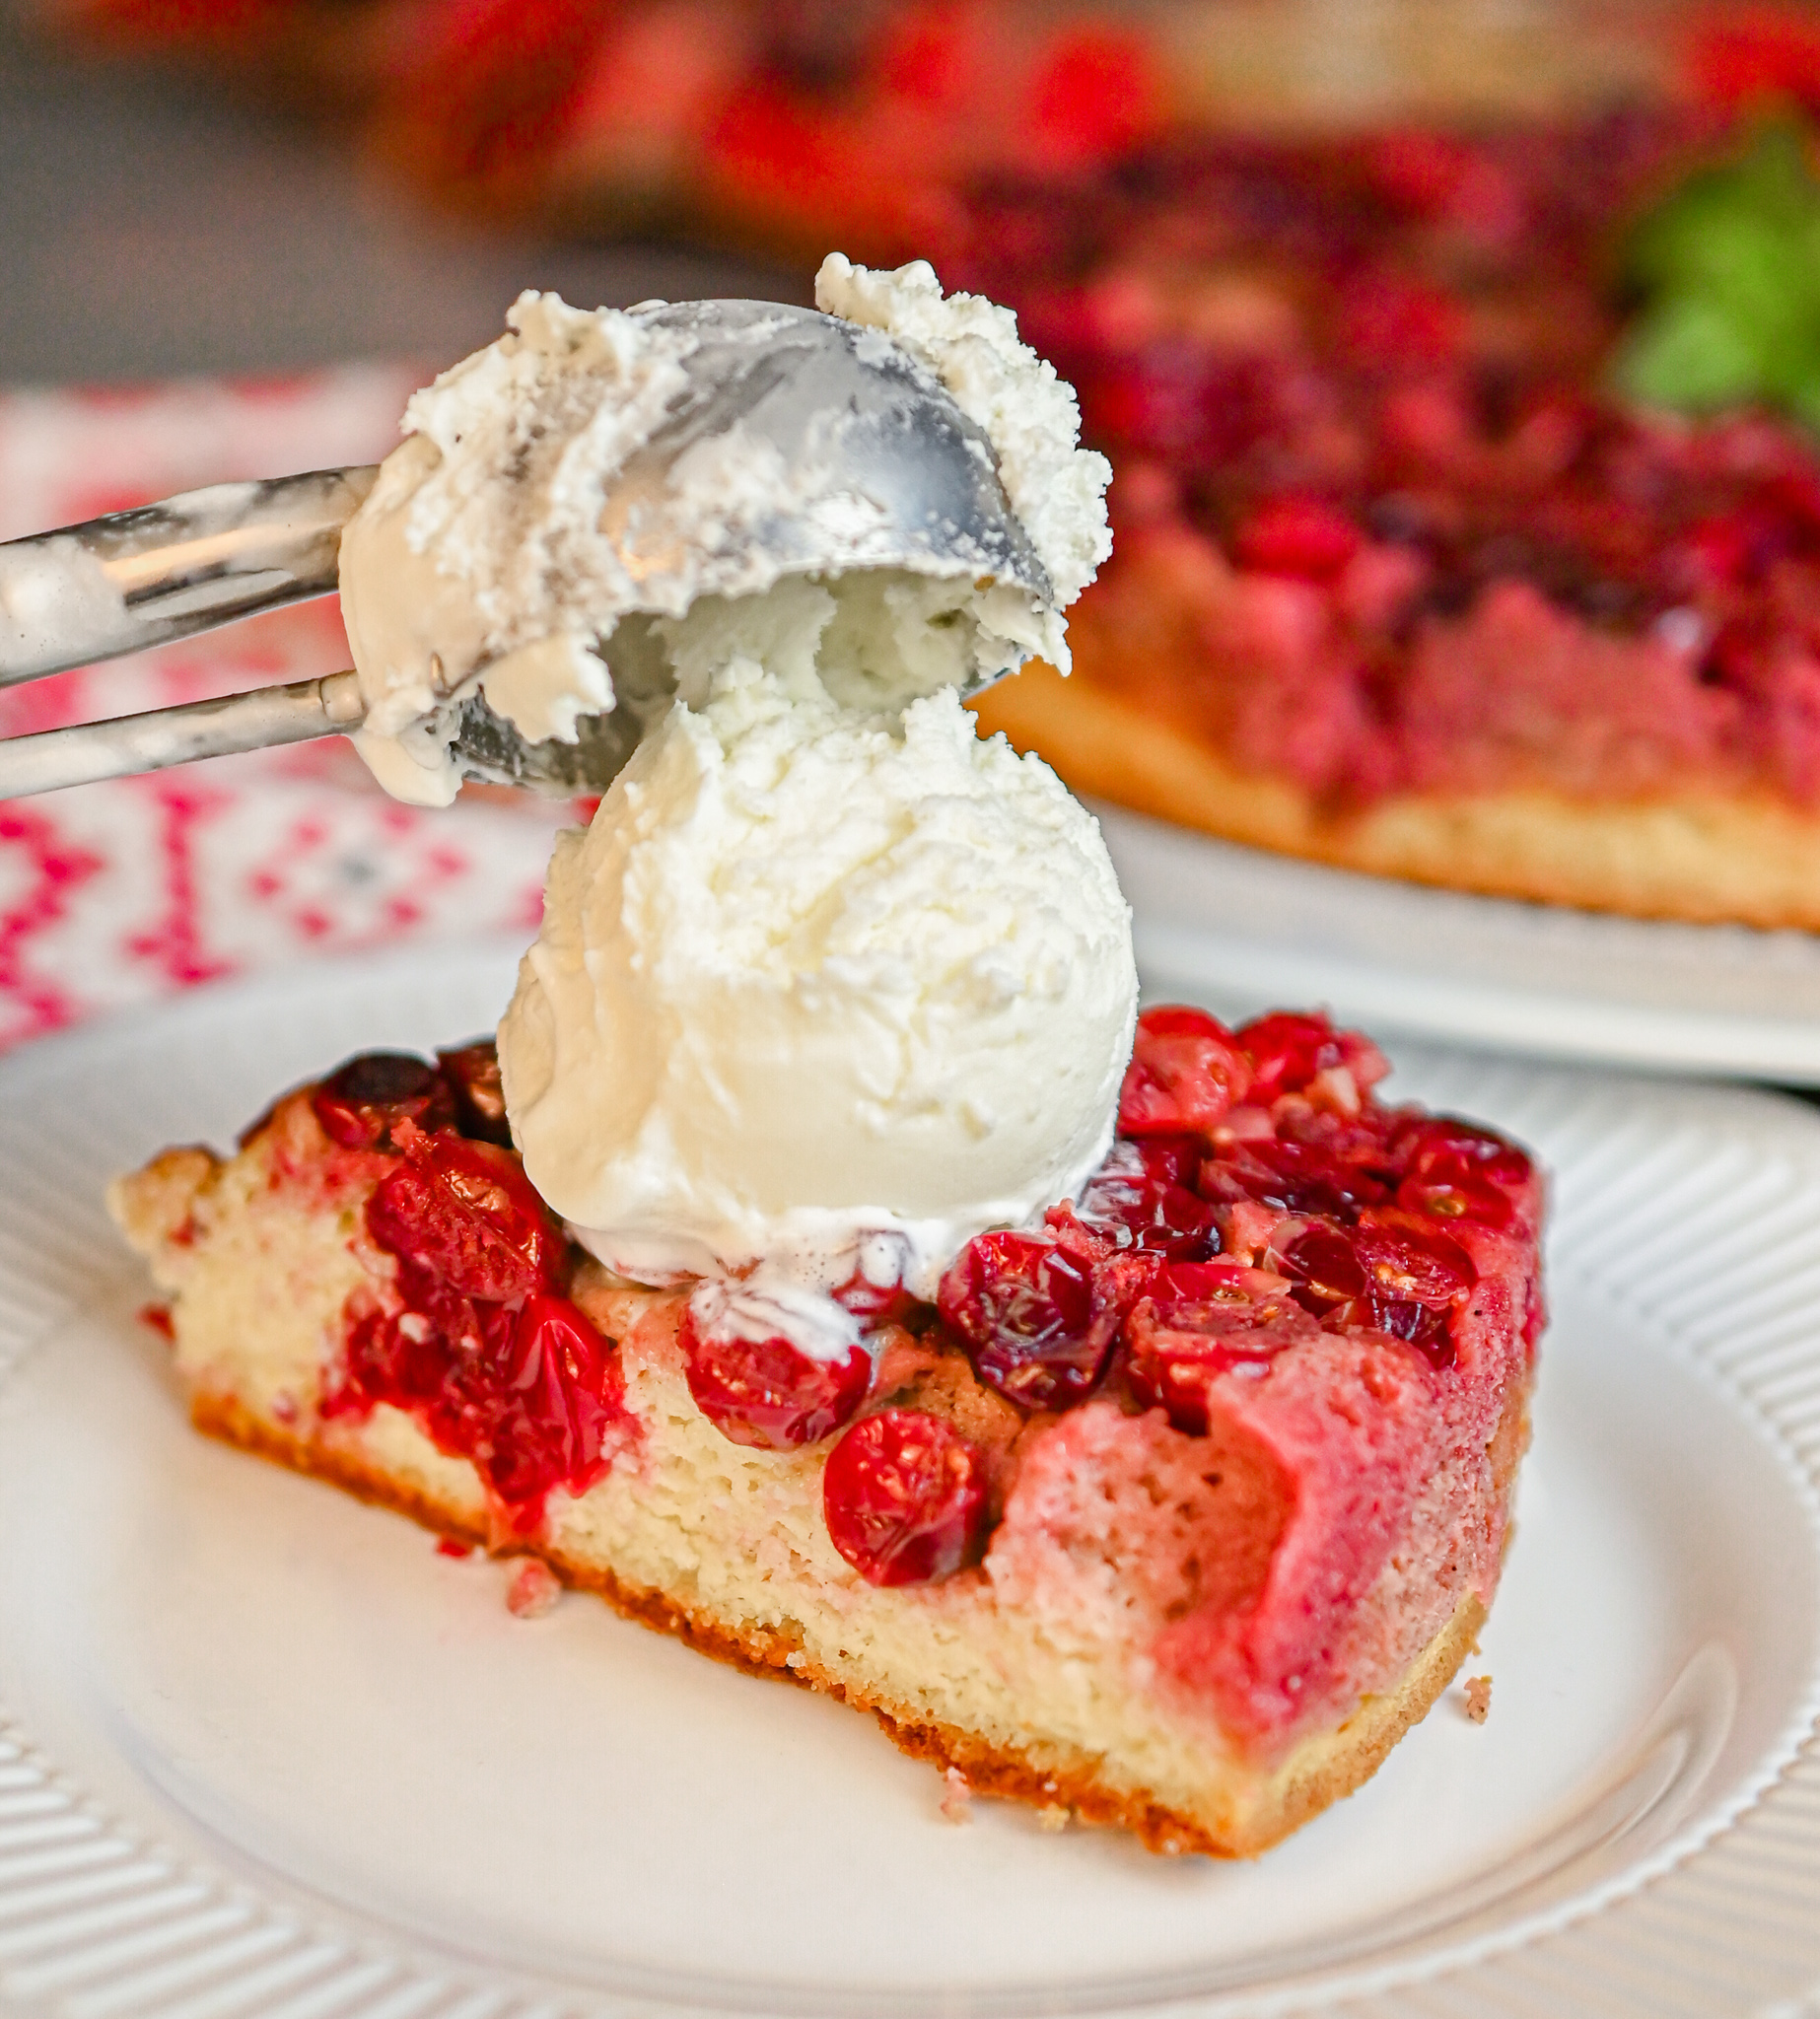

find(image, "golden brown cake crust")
[972,661,1820,931]
[189,1385,1499,1859]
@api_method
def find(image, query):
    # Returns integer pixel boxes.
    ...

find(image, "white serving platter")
[1100,801,1820,1086]
[0,940,1817,2017]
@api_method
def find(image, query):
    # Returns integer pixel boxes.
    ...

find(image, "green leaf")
[1618,116,1820,423]
[1613,295,1766,411]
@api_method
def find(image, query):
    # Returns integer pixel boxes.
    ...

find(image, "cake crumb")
[506,1560,562,1618]
[1463,1674,1492,1723]
[1036,1804,1070,1834]
[436,1537,473,1560]
[940,1768,972,1824]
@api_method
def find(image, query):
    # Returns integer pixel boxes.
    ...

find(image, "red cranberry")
[1198,1139,1388,1221]
[1673,511,1757,592]
[1265,1218,1367,1308]
[1271,1096,1399,1166]
[337,1279,624,1522]
[1767,465,1820,536]
[1365,129,1481,218]
[680,1296,871,1450]
[822,1409,989,1586]
[471,1292,625,1513]
[1130,1134,1203,1189]
[1125,1266,1321,1432]
[1235,1012,1386,1105]
[1398,1115,1532,1189]
[938,1230,1110,1408]
[1338,271,1464,370]
[1388,1115,1529,1228]
[1268,1214,1475,1366]
[437,1040,513,1147]
[1119,1006,1252,1137]
[1397,1168,1514,1229]
[313,1053,455,1151]
[367,1133,562,1301]
[1231,494,1362,582]
[1062,1145,1222,1262]
[338,1259,480,1412]
[1085,346,1301,471]
[1236,1012,1340,1102]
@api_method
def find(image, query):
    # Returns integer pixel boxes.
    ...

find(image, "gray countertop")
[0,18,807,385]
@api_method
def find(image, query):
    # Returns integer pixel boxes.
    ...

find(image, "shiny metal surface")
[0,670,635,800]
[602,300,1052,609]
[0,667,365,799]
[0,467,377,685]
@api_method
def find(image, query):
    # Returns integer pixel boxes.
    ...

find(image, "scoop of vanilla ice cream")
[497,665,1137,1298]
[338,261,1113,805]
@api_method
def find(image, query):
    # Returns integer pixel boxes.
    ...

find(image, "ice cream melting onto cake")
[340,255,1133,1330]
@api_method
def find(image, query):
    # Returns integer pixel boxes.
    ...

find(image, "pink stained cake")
[110,1006,1542,1856]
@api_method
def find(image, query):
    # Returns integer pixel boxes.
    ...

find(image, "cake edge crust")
[188,1384,1491,1860]
[971,661,1820,930]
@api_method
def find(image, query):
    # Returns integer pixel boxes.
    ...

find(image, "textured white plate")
[2,940,1820,2019]
[1099,802,1820,1085]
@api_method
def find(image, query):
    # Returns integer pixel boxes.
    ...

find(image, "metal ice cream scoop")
[0,300,1053,801]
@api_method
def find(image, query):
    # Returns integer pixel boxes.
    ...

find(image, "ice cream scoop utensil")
[0,298,1054,801]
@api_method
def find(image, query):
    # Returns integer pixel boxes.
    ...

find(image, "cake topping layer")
[956,112,1820,810]
[306,1049,635,1529]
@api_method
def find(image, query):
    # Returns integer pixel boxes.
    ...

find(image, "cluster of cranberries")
[306,1012,1529,1587]
[958,114,1820,787]
[678,1006,1532,1592]
[311,1043,626,1529]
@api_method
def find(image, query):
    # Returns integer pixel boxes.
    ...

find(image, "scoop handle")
[0,466,377,686]
[0,670,367,800]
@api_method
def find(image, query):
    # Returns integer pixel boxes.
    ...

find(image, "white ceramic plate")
[2,940,1820,2019]
[1099,802,1820,1086]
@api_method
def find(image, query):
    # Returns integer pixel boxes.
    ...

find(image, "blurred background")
[7,0,1820,1053]
[0,0,1746,382]
[0,1,805,381]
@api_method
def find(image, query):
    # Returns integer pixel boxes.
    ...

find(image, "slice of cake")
[111,1006,1542,1857]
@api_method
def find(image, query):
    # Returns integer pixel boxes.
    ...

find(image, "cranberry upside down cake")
[111,1008,1543,1856]
[968,113,1820,926]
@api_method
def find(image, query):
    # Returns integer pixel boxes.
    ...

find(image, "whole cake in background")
[969,105,1820,927]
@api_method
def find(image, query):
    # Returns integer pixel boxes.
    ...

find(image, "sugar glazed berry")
[311,1042,632,1531]
[296,1010,1540,1592]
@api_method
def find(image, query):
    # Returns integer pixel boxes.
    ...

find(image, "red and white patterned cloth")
[0,367,575,1049]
